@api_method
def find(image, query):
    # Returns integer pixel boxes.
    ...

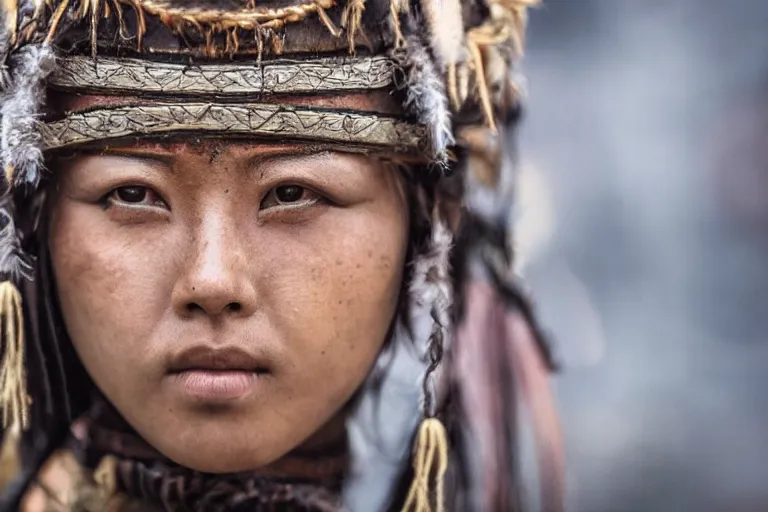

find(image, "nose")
[172,215,257,319]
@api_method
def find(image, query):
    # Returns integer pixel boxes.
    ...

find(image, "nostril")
[186,303,205,314]
[182,302,242,315]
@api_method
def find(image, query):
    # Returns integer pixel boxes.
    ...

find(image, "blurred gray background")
[520,1,768,511]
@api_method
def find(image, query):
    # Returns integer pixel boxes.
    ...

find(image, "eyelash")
[102,185,167,210]
[259,184,323,210]
[102,184,326,212]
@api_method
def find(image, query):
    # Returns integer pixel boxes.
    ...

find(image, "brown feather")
[507,312,565,512]
[454,281,517,509]
[455,280,564,511]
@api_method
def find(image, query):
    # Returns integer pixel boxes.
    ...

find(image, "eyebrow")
[245,146,335,170]
[99,147,177,169]
[99,143,371,181]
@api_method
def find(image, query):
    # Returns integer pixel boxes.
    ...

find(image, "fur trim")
[1,44,54,188]
[410,217,453,416]
[0,204,33,281]
[410,218,452,327]
[398,35,454,166]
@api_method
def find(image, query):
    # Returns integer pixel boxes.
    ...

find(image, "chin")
[131,411,291,474]
[162,440,286,474]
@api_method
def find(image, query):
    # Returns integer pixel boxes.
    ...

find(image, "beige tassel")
[44,0,70,44]
[341,0,365,54]
[0,281,30,430]
[0,422,20,490]
[401,418,449,512]
[316,6,341,37]
[93,455,118,495]
[3,165,15,186]
[389,0,405,48]
[3,0,18,45]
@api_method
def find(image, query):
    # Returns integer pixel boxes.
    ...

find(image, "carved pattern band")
[39,103,429,154]
[48,56,397,95]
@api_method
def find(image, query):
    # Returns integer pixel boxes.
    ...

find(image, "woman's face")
[49,142,409,472]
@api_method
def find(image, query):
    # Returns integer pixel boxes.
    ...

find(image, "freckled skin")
[48,142,409,473]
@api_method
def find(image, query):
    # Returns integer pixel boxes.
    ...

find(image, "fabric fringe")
[388,0,405,48]
[0,280,29,431]
[400,36,454,166]
[341,0,365,54]
[0,421,21,491]
[400,418,449,512]
[1,43,54,188]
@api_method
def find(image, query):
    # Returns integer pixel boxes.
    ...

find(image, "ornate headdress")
[0,0,562,510]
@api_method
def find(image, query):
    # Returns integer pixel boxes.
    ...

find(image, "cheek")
[48,201,176,379]
[258,206,408,399]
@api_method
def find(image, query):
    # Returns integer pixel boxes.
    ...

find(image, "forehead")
[94,141,334,162]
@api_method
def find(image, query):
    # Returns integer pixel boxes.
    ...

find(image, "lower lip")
[170,370,258,402]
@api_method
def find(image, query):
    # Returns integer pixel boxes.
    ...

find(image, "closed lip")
[167,346,271,374]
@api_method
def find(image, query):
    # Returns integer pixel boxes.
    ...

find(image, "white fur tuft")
[420,0,465,70]
[1,44,55,188]
[410,218,453,330]
[399,36,454,166]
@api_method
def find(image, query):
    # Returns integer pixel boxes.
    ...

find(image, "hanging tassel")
[0,280,30,430]
[93,455,119,495]
[401,417,449,512]
[341,0,366,54]
[0,422,21,490]
[389,0,405,48]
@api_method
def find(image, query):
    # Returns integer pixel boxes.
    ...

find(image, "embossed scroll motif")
[48,56,396,95]
[39,103,429,154]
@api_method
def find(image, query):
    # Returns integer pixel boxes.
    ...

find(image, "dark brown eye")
[107,186,166,209]
[261,184,321,211]
[116,186,147,203]
[275,185,304,204]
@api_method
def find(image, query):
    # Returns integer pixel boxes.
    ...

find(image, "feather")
[506,310,564,512]
[410,217,452,329]
[419,0,464,70]
[400,35,454,165]
[454,280,563,511]
[454,280,517,510]
[1,44,55,189]
[410,216,453,416]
